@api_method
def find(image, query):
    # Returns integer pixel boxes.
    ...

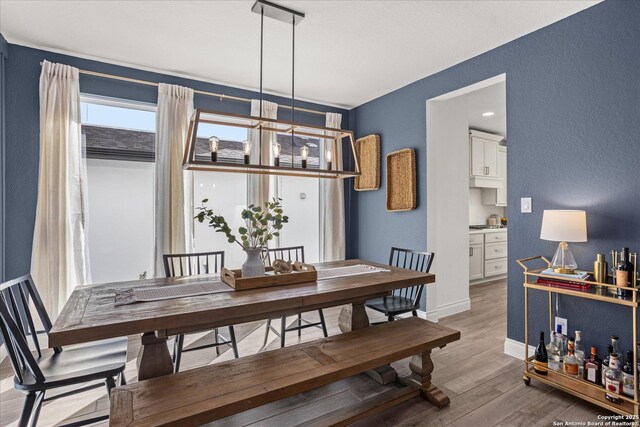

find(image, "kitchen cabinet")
[469,130,504,189]
[469,230,508,282]
[469,234,484,281]
[481,146,507,206]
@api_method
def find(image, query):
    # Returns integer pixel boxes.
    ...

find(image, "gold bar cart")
[518,256,639,417]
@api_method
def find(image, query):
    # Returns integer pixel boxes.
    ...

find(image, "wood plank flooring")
[0,280,606,426]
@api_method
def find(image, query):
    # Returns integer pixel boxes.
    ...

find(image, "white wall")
[86,159,154,283]
[469,188,505,225]
[426,95,471,320]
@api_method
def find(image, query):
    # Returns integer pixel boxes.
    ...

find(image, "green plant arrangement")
[195,197,289,249]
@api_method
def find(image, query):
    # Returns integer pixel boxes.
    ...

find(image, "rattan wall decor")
[354,134,381,191]
[386,148,417,211]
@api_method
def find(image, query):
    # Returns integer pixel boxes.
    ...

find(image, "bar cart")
[518,256,639,417]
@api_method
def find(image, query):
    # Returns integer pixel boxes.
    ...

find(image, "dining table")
[49,259,435,382]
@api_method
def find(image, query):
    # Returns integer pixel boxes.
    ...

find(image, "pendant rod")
[38,62,328,117]
[259,7,264,166]
[291,13,295,165]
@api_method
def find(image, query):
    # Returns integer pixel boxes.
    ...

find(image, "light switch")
[521,197,532,213]
[300,192,307,199]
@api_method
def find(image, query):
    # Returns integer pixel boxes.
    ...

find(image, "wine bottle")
[584,346,602,385]
[616,248,634,298]
[622,350,635,397]
[605,353,624,404]
[534,331,548,375]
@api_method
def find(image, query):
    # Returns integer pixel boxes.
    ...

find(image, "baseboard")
[397,310,429,321]
[0,345,6,364]
[470,274,507,285]
[504,337,535,360]
[436,298,471,319]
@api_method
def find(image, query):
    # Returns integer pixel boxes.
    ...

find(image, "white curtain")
[247,99,278,207]
[154,83,194,277]
[31,60,89,317]
[320,112,345,261]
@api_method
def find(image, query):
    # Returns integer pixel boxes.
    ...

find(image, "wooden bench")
[110,317,460,426]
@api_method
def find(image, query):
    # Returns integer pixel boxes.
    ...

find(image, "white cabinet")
[469,230,507,282]
[482,146,507,206]
[469,130,505,189]
[469,243,484,280]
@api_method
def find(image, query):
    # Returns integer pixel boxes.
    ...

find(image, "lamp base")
[550,241,578,275]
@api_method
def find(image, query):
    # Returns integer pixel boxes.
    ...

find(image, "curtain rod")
[39,61,327,117]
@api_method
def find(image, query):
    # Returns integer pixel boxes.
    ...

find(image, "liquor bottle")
[611,336,621,359]
[584,346,602,385]
[564,338,579,376]
[605,353,624,404]
[616,248,634,298]
[534,331,548,375]
[547,331,560,371]
[555,324,567,361]
[622,350,635,397]
[602,344,614,386]
[575,331,585,376]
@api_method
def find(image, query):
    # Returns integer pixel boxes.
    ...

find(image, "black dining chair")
[365,247,435,322]
[163,251,239,372]
[0,275,127,427]
[260,246,328,349]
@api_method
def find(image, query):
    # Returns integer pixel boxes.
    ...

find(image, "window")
[81,96,156,283]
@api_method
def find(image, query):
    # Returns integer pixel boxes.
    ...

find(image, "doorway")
[425,74,507,321]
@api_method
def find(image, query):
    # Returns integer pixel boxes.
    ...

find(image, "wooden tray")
[222,262,317,291]
[386,148,416,211]
[354,134,380,191]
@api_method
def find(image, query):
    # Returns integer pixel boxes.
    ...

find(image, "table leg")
[338,301,398,385]
[408,349,450,408]
[137,332,174,381]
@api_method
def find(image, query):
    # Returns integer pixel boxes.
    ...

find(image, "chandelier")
[182,0,360,179]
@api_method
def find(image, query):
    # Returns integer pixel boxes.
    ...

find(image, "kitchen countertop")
[469,227,508,235]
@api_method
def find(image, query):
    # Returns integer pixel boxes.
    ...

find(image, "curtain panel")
[31,60,89,317]
[247,100,278,208]
[154,83,194,277]
[320,112,345,262]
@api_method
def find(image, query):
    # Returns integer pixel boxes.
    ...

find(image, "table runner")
[114,264,389,306]
[115,281,231,306]
[317,264,390,280]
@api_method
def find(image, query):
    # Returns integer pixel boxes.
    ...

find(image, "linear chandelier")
[182,0,360,179]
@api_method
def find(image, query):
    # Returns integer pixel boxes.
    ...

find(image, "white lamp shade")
[540,210,587,242]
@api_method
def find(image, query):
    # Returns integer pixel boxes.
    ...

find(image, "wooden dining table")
[49,259,435,382]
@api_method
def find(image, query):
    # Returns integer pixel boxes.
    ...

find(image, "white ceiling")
[0,0,599,108]
[467,81,506,137]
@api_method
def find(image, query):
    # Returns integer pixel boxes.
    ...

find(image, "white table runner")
[115,281,230,306]
[317,264,390,280]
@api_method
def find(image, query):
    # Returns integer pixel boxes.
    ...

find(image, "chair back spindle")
[0,275,54,385]
[163,251,225,278]
[389,247,434,307]
[262,246,305,267]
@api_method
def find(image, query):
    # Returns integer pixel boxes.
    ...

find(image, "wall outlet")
[521,197,532,213]
[555,316,568,335]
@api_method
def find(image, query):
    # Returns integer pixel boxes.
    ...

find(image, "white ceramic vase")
[242,247,265,278]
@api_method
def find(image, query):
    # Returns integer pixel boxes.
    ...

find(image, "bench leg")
[137,332,174,381]
[339,301,397,385]
[409,349,450,408]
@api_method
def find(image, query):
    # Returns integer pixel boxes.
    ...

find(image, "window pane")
[192,171,248,269]
[277,176,320,263]
[82,98,156,283]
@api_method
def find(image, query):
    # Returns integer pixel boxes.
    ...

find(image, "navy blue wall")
[2,43,350,281]
[0,34,7,281]
[351,0,640,354]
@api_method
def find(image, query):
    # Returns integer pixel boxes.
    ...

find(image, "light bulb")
[209,136,219,162]
[301,145,309,160]
[243,140,252,156]
[209,136,219,153]
[326,149,333,170]
[273,142,281,167]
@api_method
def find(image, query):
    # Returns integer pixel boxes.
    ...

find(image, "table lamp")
[540,210,587,274]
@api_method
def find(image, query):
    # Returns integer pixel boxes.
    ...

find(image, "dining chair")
[365,247,435,322]
[0,275,127,427]
[260,246,328,349]
[163,251,239,372]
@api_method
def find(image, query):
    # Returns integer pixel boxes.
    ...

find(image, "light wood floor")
[0,280,606,426]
